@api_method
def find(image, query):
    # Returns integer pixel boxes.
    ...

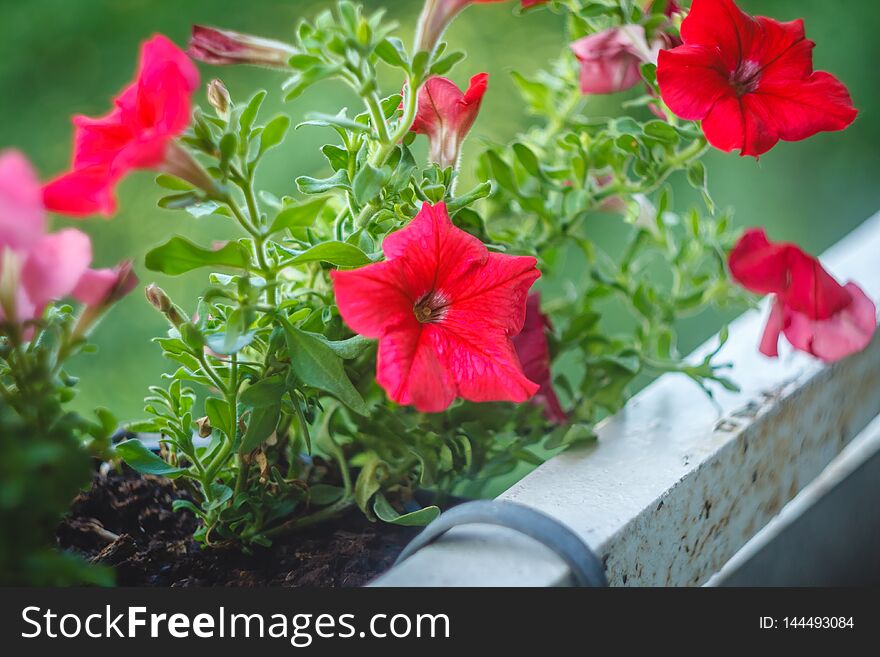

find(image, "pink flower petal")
[0,150,46,251]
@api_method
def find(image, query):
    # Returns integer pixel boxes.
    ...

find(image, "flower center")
[413,291,449,324]
[730,59,762,96]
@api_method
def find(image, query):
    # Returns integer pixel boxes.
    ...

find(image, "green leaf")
[353,454,388,517]
[155,174,193,191]
[311,333,372,359]
[239,404,281,453]
[259,115,290,155]
[268,198,329,234]
[544,424,597,450]
[239,90,267,137]
[205,397,234,439]
[239,375,286,408]
[373,494,440,527]
[280,241,371,267]
[309,484,345,506]
[145,237,248,276]
[115,440,187,478]
[352,163,390,205]
[296,169,350,195]
[284,325,369,415]
[643,120,679,144]
[298,112,369,133]
[205,483,234,511]
[205,330,256,356]
[429,51,465,77]
[375,37,409,69]
[512,142,543,178]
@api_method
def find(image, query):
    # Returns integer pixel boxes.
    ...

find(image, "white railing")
[374,211,880,587]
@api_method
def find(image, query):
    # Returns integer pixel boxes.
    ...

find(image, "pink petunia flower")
[0,151,94,325]
[512,293,567,423]
[331,202,540,413]
[43,35,201,217]
[571,26,657,95]
[409,74,489,169]
[657,0,857,157]
[728,229,876,363]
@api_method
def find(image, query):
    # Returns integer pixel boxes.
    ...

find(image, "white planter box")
[375,212,880,587]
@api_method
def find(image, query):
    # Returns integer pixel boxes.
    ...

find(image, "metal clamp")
[394,500,608,587]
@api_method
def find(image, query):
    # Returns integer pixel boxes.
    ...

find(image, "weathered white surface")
[375,212,880,587]
[708,412,880,586]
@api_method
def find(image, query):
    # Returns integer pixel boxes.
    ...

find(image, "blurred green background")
[0,0,877,420]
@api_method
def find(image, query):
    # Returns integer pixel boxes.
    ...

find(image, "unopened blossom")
[43,35,204,217]
[728,229,876,362]
[657,0,857,157]
[512,293,567,423]
[188,25,296,69]
[0,151,94,325]
[571,25,657,95]
[415,0,547,53]
[409,74,488,169]
[332,202,540,413]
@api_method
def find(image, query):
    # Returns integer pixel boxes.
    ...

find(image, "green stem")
[368,74,421,168]
[263,499,354,538]
[364,91,392,145]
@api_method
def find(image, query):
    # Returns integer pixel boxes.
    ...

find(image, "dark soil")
[56,470,420,587]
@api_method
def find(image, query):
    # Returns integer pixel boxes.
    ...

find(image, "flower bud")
[207,79,232,120]
[145,284,186,328]
[189,25,296,69]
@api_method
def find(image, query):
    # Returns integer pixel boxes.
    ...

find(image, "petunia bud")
[188,25,296,69]
[207,78,232,120]
[409,74,489,169]
[571,25,658,95]
[145,284,186,329]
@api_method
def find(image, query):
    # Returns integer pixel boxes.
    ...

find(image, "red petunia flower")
[657,0,857,157]
[416,1,546,53]
[728,229,876,363]
[43,35,200,217]
[512,293,567,423]
[409,74,488,169]
[331,202,541,413]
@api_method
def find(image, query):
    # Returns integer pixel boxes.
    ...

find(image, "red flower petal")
[727,228,790,296]
[656,46,729,121]
[410,75,488,167]
[657,0,857,157]
[330,260,415,338]
[332,202,541,412]
[783,283,877,362]
[45,35,197,217]
[513,293,568,423]
[730,229,876,363]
